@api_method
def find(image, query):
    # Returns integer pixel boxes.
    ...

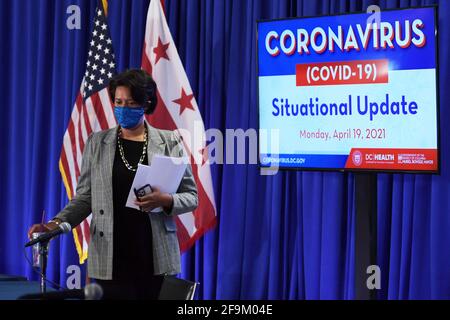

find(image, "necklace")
[117,127,148,172]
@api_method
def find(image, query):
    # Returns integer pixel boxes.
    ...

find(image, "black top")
[112,138,154,282]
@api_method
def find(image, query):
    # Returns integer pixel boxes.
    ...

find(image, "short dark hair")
[108,69,158,114]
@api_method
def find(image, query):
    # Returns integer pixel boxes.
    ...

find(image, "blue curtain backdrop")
[0,0,449,299]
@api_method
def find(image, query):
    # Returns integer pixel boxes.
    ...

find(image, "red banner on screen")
[345,148,438,171]
[296,59,389,86]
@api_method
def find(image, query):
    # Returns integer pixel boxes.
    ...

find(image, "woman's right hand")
[27,222,59,240]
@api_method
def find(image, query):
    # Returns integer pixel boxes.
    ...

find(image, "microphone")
[18,283,104,300]
[25,222,72,247]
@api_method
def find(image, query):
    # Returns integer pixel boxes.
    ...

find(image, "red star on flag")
[172,88,195,115]
[153,37,170,65]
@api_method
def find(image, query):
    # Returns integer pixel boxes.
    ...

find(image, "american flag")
[59,1,117,263]
[142,0,217,251]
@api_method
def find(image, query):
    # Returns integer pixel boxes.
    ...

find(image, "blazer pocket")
[163,217,177,233]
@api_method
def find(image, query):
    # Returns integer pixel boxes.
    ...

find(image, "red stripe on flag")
[82,219,90,244]
[60,148,74,199]
[89,93,109,131]
[74,224,84,248]
[67,105,81,178]
[67,122,81,180]
[77,115,86,159]
[79,109,93,152]
[175,219,190,247]
[75,94,88,153]
[106,89,115,114]
[75,93,83,112]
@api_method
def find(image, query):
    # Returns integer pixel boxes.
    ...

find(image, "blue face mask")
[114,106,145,129]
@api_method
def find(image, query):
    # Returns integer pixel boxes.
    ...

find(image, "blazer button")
[99,210,104,215]
[99,231,104,237]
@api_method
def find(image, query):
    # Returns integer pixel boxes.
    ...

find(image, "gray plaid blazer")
[55,122,198,280]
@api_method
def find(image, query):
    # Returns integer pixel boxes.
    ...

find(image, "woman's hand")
[134,186,173,213]
[27,222,59,240]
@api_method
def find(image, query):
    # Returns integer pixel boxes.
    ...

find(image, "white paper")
[126,154,188,212]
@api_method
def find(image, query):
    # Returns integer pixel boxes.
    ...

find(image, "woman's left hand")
[134,186,173,213]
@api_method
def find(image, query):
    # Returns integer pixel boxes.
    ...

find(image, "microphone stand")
[38,240,50,294]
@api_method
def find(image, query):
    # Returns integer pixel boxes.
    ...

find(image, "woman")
[27,69,198,299]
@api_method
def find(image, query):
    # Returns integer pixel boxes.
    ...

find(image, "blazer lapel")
[100,127,118,206]
[146,121,166,164]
